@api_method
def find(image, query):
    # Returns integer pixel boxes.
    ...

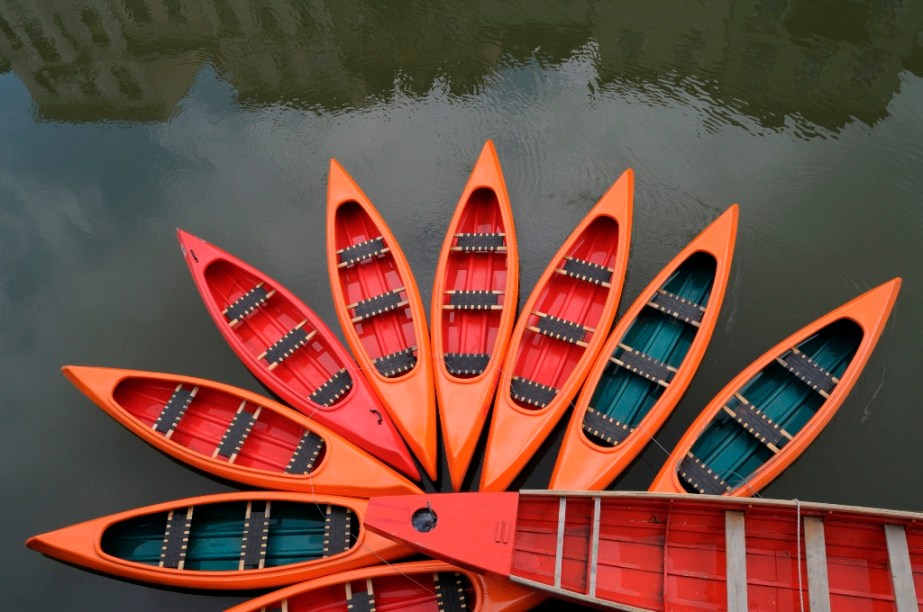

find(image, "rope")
[795,498,805,612]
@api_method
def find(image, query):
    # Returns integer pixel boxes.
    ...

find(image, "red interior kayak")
[431,140,519,491]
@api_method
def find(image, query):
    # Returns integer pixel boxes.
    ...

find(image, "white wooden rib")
[803,517,831,612]
[884,524,918,612]
[588,496,601,598]
[724,511,748,612]
[554,497,566,589]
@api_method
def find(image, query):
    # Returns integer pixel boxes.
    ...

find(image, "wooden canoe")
[549,205,738,491]
[26,491,411,590]
[479,169,633,492]
[177,229,419,481]
[61,366,421,497]
[225,560,546,612]
[326,159,437,480]
[431,140,519,491]
[649,277,901,497]
[364,491,923,611]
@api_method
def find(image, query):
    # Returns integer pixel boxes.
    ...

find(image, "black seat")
[443,290,503,310]
[239,500,270,570]
[529,311,593,346]
[582,407,633,445]
[286,430,326,474]
[610,344,676,388]
[556,256,613,287]
[159,507,193,569]
[434,572,469,612]
[337,236,389,268]
[323,505,354,556]
[776,348,838,398]
[259,321,315,370]
[443,353,491,376]
[214,404,260,462]
[309,369,353,407]
[452,232,506,253]
[373,346,417,377]
[647,289,704,327]
[153,385,198,437]
[349,288,407,323]
[346,589,375,612]
[721,394,793,453]
[510,376,558,408]
[679,453,731,495]
[223,282,276,327]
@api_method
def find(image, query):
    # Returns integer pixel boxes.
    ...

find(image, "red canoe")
[549,205,738,491]
[61,366,421,497]
[27,491,411,590]
[225,560,546,612]
[365,491,923,611]
[479,169,634,492]
[431,140,519,491]
[177,230,418,480]
[327,159,437,480]
[649,278,901,497]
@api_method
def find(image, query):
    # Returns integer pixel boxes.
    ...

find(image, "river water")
[2,2,922,609]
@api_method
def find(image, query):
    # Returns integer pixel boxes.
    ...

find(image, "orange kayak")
[61,366,421,497]
[26,491,410,590]
[431,141,519,491]
[479,169,634,492]
[327,160,437,480]
[550,205,738,491]
[225,560,546,612]
[649,278,901,496]
[177,229,419,481]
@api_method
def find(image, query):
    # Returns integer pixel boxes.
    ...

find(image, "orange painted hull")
[431,141,519,491]
[225,560,546,612]
[550,205,738,491]
[61,366,421,497]
[649,277,901,496]
[26,491,411,590]
[326,160,437,480]
[177,229,418,480]
[480,169,634,492]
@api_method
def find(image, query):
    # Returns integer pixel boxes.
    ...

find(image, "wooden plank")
[884,524,918,612]
[588,496,601,598]
[554,497,566,589]
[803,516,831,612]
[724,511,748,612]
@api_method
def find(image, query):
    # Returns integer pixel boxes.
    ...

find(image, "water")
[2,1,922,609]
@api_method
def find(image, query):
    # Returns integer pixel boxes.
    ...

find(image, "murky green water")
[3,1,922,609]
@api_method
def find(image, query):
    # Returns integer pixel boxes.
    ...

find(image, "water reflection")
[1,0,921,130]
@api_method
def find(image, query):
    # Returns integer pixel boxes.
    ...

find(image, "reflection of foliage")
[0,0,921,130]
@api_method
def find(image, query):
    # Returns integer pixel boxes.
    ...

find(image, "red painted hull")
[479,169,634,492]
[326,160,437,480]
[432,140,519,491]
[61,366,421,497]
[365,491,923,611]
[550,205,738,491]
[649,278,901,497]
[226,560,546,612]
[177,229,419,481]
[27,491,411,591]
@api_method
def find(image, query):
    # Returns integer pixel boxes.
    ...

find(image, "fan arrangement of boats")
[28,141,914,611]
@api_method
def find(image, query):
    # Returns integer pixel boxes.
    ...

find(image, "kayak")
[27,491,411,590]
[649,278,901,496]
[479,169,634,492]
[364,490,923,611]
[61,365,421,497]
[431,140,519,491]
[549,205,738,491]
[177,229,419,480]
[326,159,437,480]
